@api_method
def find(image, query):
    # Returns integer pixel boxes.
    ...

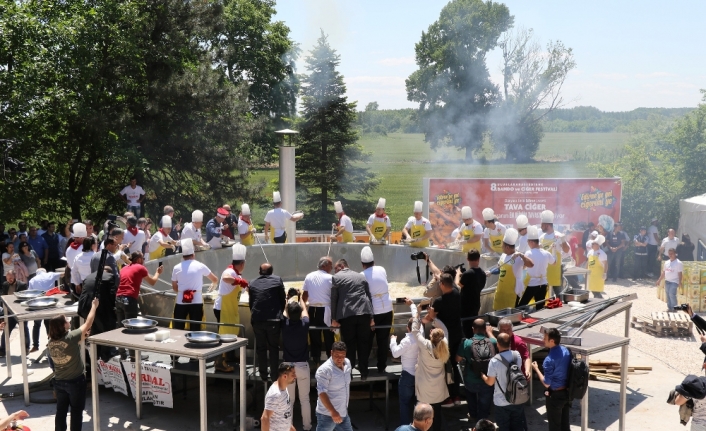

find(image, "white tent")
[678,194,706,260]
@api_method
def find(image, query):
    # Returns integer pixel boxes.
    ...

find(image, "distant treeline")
[356,105,694,135]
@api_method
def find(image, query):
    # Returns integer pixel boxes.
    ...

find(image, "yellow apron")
[587,255,605,293]
[493,257,519,310]
[218,285,243,336]
[409,223,429,248]
[149,244,167,261]
[462,226,482,253]
[489,231,504,254]
[340,229,354,243]
[541,238,562,287]
[371,219,387,240]
[241,224,256,246]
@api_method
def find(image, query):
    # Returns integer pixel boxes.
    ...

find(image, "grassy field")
[250,132,629,229]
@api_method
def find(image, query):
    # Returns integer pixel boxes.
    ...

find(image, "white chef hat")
[361,246,374,263]
[192,210,203,223]
[334,201,343,214]
[590,230,598,237]
[73,222,87,238]
[161,215,172,228]
[413,201,423,213]
[503,228,519,246]
[181,238,194,255]
[461,206,472,219]
[232,243,247,260]
[273,191,281,203]
[540,210,554,224]
[516,215,529,229]
[241,204,251,216]
[376,198,386,209]
[527,225,540,240]
[595,235,605,246]
[482,208,495,221]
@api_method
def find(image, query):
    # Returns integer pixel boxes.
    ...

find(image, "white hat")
[413,201,423,213]
[241,204,251,216]
[181,238,194,255]
[361,246,374,263]
[590,230,598,238]
[482,208,495,221]
[595,235,605,246]
[516,215,529,229]
[273,191,281,203]
[73,222,87,238]
[161,215,172,229]
[376,198,386,209]
[527,225,540,240]
[232,243,246,260]
[586,240,594,248]
[461,206,472,219]
[503,228,519,246]
[192,210,203,223]
[540,210,554,224]
[334,201,343,214]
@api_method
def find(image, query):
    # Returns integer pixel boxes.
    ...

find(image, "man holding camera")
[455,249,486,338]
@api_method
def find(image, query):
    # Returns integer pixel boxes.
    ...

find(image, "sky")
[275,0,706,112]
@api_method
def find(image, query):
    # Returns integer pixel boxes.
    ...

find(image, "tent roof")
[684,194,706,206]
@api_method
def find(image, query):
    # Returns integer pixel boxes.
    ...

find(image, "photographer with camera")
[413,252,458,300]
[453,249,486,338]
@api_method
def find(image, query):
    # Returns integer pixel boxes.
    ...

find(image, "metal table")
[515,300,632,431]
[88,328,248,431]
[1,294,81,405]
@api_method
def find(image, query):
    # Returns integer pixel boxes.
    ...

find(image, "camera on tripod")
[410,251,426,261]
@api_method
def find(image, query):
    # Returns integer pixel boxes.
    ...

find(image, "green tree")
[493,28,575,162]
[0,0,270,222]
[405,0,513,160]
[297,32,379,229]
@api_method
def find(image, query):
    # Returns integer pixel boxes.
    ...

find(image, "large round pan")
[25,296,59,310]
[14,290,45,301]
[185,331,220,344]
[122,318,158,330]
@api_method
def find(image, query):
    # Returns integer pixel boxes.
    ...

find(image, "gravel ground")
[590,278,704,377]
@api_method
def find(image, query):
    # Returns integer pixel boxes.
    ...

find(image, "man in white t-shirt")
[181,210,209,249]
[262,362,297,431]
[264,191,304,244]
[302,256,334,364]
[656,248,683,311]
[360,246,393,373]
[660,229,679,261]
[170,239,218,331]
[123,216,146,255]
[646,218,660,277]
[120,177,145,218]
[480,333,526,431]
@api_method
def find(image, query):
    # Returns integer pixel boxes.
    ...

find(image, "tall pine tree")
[297,32,378,229]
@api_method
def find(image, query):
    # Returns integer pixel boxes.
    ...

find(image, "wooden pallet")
[630,312,693,337]
[588,361,651,383]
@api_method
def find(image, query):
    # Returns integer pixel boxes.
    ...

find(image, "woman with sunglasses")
[48,297,99,431]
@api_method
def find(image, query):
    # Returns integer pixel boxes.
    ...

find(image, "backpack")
[470,337,496,376]
[567,353,589,400]
[495,351,530,405]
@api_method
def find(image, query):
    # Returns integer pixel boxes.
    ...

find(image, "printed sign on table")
[96,358,128,396]
[122,361,174,408]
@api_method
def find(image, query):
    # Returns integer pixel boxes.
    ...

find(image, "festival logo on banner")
[578,186,616,211]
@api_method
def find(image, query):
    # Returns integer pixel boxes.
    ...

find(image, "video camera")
[410,251,426,260]
[673,304,689,312]
[454,263,466,273]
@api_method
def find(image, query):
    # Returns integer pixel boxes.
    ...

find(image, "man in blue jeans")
[481,333,526,431]
[656,248,683,311]
[456,318,496,422]
[315,341,353,431]
[390,300,420,426]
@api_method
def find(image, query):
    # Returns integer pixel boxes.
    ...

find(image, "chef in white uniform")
[515,214,530,254]
[360,246,393,373]
[333,201,354,243]
[65,222,86,272]
[482,208,506,255]
[264,191,304,243]
[181,210,209,248]
[237,204,257,246]
[402,201,433,247]
[366,198,391,242]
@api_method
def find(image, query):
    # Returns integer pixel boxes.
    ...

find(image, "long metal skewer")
[254,227,269,263]
[327,224,336,257]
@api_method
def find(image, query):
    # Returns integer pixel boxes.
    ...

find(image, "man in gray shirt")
[480,333,526,431]
[331,259,374,380]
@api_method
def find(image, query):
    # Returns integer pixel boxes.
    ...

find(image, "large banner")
[96,359,174,408]
[424,178,622,247]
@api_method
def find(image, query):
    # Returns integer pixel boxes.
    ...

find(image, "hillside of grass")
[249,132,629,230]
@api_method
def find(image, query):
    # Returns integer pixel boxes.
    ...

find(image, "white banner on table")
[96,358,128,396]
[122,361,174,408]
